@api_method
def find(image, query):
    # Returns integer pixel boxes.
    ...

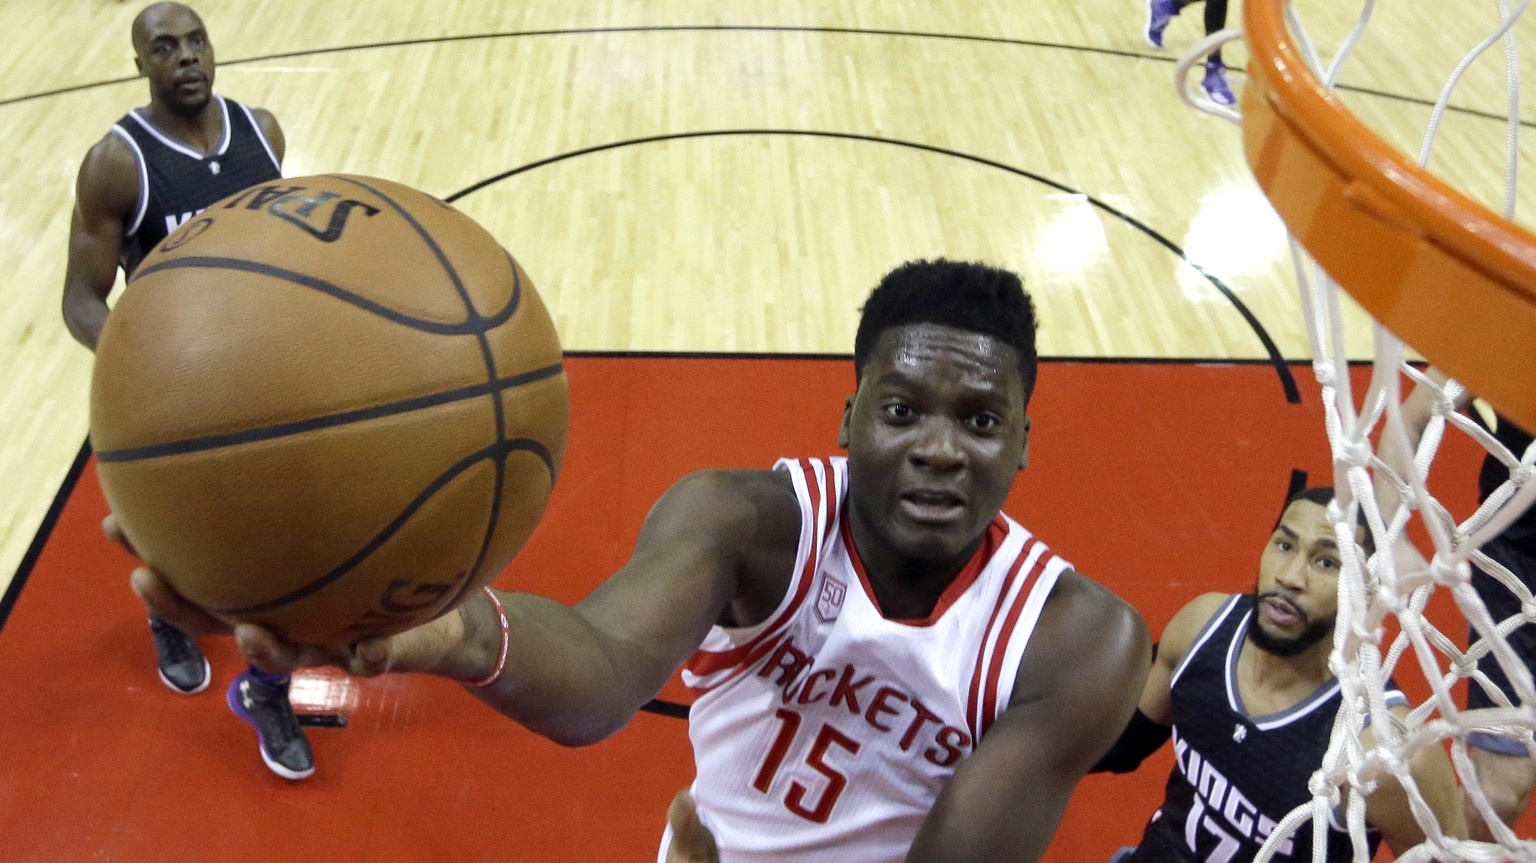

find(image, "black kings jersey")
[110,95,281,275]
[1127,595,1405,863]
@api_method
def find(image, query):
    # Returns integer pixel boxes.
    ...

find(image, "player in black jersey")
[61,2,313,781]
[1384,369,1536,839]
[1094,487,1465,861]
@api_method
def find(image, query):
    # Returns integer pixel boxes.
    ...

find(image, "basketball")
[90,174,568,646]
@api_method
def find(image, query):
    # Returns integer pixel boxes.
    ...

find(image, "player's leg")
[1464,535,1536,837]
[228,664,315,780]
[148,613,210,694]
[1199,0,1235,105]
[1145,0,1189,49]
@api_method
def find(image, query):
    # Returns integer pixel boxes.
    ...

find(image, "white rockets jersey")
[665,457,1071,863]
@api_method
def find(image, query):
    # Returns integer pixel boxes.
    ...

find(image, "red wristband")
[468,586,509,688]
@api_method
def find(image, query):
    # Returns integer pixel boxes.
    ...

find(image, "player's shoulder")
[660,468,799,536]
[1038,565,1148,644]
[245,104,285,140]
[1006,569,1151,711]
[76,129,140,209]
[1158,592,1234,665]
[81,128,136,174]
[1039,571,1150,676]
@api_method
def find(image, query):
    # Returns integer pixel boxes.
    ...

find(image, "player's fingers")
[348,637,398,677]
[233,623,349,674]
[129,566,231,636]
[101,514,140,558]
[665,789,719,863]
[233,624,300,674]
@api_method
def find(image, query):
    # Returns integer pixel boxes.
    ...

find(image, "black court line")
[2,24,1524,131]
[443,128,1301,404]
[641,699,691,719]
[0,440,92,633]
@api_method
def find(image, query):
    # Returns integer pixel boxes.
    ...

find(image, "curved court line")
[216,437,555,615]
[445,129,1301,403]
[2,25,1521,131]
[94,362,563,462]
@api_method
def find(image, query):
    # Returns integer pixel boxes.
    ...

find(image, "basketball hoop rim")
[1241,0,1536,431]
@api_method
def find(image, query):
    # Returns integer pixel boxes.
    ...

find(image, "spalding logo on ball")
[91,174,569,646]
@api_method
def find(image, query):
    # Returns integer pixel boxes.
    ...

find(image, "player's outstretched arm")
[903,571,1152,863]
[63,135,138,350]
[453,468,798,744]
[123,468,800,746]
[1362,707,1468,854]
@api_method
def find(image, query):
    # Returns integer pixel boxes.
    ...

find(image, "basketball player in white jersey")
[122,259,1152,861]
[1094,488,1465,861]
[63,3,315,781]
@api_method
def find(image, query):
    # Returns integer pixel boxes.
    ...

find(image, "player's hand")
[232,607,469,680]
[665,789,720,863]
[105,513,473,679]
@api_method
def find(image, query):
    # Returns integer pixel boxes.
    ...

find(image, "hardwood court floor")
[0,1,1533,859]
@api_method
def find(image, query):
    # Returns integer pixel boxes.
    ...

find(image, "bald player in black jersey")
[62,2,314,781]
[1093,488,1465,861]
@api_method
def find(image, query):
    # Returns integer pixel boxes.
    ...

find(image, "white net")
[1175,2,1536,861]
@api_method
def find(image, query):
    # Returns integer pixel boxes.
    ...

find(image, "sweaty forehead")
[866,323,1021,388]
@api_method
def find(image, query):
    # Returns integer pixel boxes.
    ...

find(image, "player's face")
[840,323,1030,575]
[135,9,215,115]
[1249,500,1343,657]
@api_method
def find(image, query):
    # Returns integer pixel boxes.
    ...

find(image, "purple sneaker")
[1203,61,1236,106]
[1146,0,1178,49]
[228,669,315,780]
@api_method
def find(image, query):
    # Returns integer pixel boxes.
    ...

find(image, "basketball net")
[1175,2,1536,861]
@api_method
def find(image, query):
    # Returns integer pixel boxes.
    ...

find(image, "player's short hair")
[1278,486,1377,557]
[853,259,1039,404]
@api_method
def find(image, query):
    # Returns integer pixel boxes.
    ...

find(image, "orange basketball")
[90,174,568,645]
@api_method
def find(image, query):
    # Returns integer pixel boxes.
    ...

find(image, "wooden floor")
[3,1,1535,629]
[2,2,1534,860]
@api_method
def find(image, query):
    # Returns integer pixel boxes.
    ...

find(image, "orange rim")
[1242,0,1536,431]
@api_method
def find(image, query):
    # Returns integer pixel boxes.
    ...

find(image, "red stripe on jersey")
[683,459,830,682]
[978,550,1053,739]
[686,632,786,695]
[965,537,1040,742]
[842,515,1009,627]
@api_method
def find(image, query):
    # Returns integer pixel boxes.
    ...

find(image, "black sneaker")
[227,669,316,780]
[148,615,210,694]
